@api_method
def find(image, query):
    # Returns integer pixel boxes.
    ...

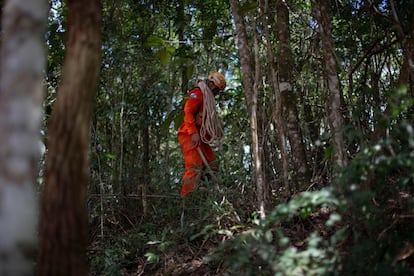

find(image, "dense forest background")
[1,0,413,275]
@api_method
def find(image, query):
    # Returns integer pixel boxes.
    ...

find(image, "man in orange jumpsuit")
[178,72,226,197]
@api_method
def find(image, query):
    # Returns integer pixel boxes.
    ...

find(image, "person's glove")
[191,133,200,147]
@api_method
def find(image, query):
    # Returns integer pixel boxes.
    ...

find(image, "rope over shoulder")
[197,80,223,145]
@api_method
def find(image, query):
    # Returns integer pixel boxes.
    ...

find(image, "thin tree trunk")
[142,107,150,217]
[177,0,188,93]
[259,0,290,196]
[37,1,101,275]
[0,0,48,274]
[231,0,267,218]
[311,0,347,168]
[252,21,267,217]
[275,0,310,191]
[373,14,414,139]
[119,89,125,194]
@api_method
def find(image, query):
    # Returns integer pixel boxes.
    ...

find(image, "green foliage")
[144,36,176,66]
[89,189,242,275]
[275,232,341,276]
[161,108,184,136]
[89,220,186,275]
[144,227,177,264]
[194,0,231,41]
[268,189,342,221]
[207,189,346,275]
[144,36,166,47]
[89,232,147,275]
[340,120,414,275]
[187,193,243,242]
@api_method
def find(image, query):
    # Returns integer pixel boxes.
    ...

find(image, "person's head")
[207,72,226,96]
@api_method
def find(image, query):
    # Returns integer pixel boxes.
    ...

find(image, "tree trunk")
[311,0,347,168]
[259,0,290,196]
[37,1,102,275]
[373,15,414,139]
[142,107,150,217]
[0,0,48,274]
[177,0,188,93]
[231,0,267,218]
[275,0,310,191]
[252,21,267,217]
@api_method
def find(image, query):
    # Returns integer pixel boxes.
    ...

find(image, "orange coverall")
[178,87,216,197]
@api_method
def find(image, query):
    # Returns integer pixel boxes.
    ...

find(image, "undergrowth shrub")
[88,184,242,275]
[206,188,346,275]
[340,121,414,275]
[89,231,147,275]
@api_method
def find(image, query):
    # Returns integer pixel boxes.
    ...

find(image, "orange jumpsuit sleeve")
[182,88,203,135]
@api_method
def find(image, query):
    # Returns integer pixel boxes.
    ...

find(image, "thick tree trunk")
[36,1,102,275]
[231,0,267,218]
[275,0,310,191]
[311,0,347,168]
[0,0,48,274]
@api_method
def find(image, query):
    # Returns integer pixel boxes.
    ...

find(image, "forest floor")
[142,206,342,276]
[88,202,338,274]
[88,187,414,275]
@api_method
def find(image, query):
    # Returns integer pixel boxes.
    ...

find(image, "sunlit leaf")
[144,252,160,263]
[104,153,115,160]
[144,36,165,47]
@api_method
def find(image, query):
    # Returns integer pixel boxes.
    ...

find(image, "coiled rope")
[197,80,223,145]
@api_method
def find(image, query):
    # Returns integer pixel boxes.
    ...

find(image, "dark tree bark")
[311,0,348,168]
[36,0,102,275]
[275,0,310,191]
[0,0,48,274]
[231,0,267,218]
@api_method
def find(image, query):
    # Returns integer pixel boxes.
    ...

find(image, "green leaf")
[144,252,160,263]
[160,109,182,136]
[213,37,224,46]
[186,64,195,79]
[104,153,116,160]
[324,145,334,160]
[166,45,176,54]
[174,111,184,131]
[144,36,165,47]
[159,47,170,65]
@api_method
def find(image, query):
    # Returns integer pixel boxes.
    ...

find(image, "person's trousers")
[178,133,215,197]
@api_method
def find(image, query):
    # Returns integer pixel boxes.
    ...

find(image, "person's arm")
[182,88,202,134]
[183,88,203,146]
